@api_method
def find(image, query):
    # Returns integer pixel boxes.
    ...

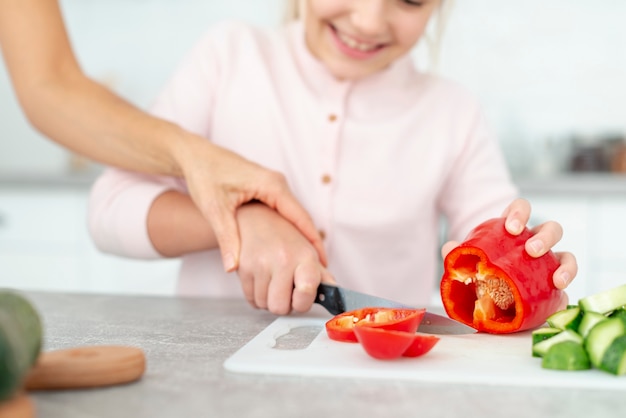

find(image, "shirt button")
[328,114,337,122]
[319,230,326,240]
[321,174,332,184]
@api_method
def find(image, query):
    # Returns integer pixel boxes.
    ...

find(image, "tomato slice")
[353,327,440,360]
[325,307,425,343]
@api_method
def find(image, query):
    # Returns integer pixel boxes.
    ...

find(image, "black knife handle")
[314,284,345,315]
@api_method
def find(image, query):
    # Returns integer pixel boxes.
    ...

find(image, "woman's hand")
[235,202,335,315]
[175,138,327,273]
[441,198,578,308]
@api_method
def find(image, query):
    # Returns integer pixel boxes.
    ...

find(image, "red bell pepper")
[440,217,563,334]
[325,307,425,343]
[353,327,440,360]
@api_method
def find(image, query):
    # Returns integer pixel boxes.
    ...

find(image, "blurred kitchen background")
[1,0,626,303]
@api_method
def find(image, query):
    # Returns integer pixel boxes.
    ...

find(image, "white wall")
[1,0,625,177]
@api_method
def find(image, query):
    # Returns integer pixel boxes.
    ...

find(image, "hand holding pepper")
[439,198,577,334]
[441,198,578,301]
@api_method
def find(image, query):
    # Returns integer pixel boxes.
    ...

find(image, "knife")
[314,283,476,335]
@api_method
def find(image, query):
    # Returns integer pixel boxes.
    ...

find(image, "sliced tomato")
[325,307,425,343]
[353,327,440,360]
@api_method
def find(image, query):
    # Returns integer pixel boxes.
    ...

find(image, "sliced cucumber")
[578,311,608,338]
[532,327,562,345]
[585,317,626,370]
[542,341,590,371]
[579,283,626,314]
[546,306,582,331]
[532,329,583,358]
[598,335,626,375]
[609,307,626,324]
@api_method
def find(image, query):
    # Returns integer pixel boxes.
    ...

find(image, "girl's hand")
[178,139,327,274]
[236,202,335,315]
[441,198,578,307]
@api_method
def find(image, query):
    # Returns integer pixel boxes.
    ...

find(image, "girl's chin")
[326,63,379,81]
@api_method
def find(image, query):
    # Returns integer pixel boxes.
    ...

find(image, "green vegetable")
[546,306,582,331]
[531,284,626,375]
[531,327,561,345]
[579,283,626,314]
[577,311,607,338]
[585,317,626,375]
[609,307,626,324]
[532,329,582,358]
[0,289,44,401]
[542,341,590,371]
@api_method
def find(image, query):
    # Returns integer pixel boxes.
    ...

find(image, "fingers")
[207,202,241,273]
[290,262,324,313]
[441,240,459,259]
[244,261,330,315]
[557,291,570,311]
[501,198,531,236]
[552,251,578,289]
[274,194,328,266]
[524,220,563,258]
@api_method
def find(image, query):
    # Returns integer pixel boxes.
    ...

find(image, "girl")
[88,0,577,314]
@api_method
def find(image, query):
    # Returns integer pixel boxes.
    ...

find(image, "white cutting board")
[224,314,626,389]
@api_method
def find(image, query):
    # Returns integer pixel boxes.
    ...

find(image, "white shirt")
[88,20,518,306]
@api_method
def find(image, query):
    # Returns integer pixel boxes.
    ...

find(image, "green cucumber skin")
[599,335,626,375]
[585,318,625,369]
[532,327,561,345]
[542,341,591,371]
[0,290,44,401]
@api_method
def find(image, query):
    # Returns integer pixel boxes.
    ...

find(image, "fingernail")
[528,239,544,255]
[558,272,571,288]
[223,253,236,272]
[507,219,522,234]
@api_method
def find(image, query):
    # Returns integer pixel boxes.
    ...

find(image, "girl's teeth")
[337,31,378,52]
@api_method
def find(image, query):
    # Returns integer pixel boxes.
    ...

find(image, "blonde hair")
[282,0,455,71]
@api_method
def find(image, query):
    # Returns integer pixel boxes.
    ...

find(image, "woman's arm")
[0,0,325,271]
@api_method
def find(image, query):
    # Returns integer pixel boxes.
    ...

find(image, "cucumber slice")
[0,289,44,401]
[579,284,626,314]
[578,311,608,338]
[542,340,591,371]
[546,306,582,331]
[609,307,626,324]
[599,335,626,375]
[532,329,583,358]
[532,327,562,345]
[585,317,626,369]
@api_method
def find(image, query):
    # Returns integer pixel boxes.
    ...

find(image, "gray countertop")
[22,291,625,418]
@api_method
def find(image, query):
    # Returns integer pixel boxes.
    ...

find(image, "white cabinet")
[523,191,626,303]
[0,187,179,295]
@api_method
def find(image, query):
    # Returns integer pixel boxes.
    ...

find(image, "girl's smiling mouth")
[328,23,386,59]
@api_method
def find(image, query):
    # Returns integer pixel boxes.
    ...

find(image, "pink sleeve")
[439,105,519,241]
[87,168,186,259]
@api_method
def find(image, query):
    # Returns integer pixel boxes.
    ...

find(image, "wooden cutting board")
[224,315,626,389]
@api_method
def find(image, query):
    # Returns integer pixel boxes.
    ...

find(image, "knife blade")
[314,283,476,335]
